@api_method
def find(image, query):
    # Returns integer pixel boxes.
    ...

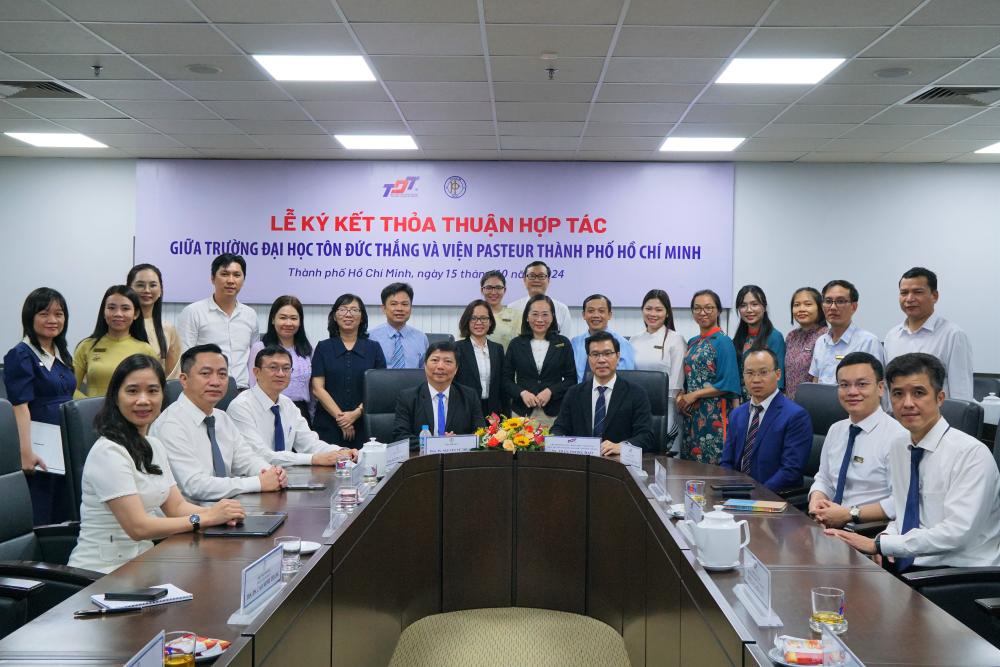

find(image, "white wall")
[2,158,997,372]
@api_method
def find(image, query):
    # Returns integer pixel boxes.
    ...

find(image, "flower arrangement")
[476,413,547,452]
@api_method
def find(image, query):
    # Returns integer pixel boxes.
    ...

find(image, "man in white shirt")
[507,260,573,336]
[883,267,974,401]
[826,353,1000,570]
[152,344,288,501]
[227,345,356,466]
[176,253,259,388]
[808,352,906,529]
[809,279,884,385]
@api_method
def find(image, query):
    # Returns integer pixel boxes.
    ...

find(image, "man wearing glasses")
[809,279,884,385]
[227,345,357,466]
[721,349,812,492]
[551,332,653,455]
[506,261,574,336]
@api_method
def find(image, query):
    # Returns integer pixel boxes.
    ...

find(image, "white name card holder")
[125,630,164,667]
[425,434,478,454]
[385,439,409,469]
[620,442,647,480]
[543,436,601,456]
[349,462,370,502]
[228,544,285,625]
[733,549,782,627]
[677,493,703,544]
[822,626,865,666]
[648,459,671,503]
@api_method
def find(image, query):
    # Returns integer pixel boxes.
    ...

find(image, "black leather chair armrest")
[33,521,80,538]
[0,577,44,600]
[776,485,809,499]
[34,522,81,565]
[0,561,103,587]
[976,598,1000,616]
[844,521,888,538]
[903,567,1000,587]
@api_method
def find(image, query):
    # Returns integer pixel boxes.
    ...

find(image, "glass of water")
[809,586,847,634]
[274,536,301,575]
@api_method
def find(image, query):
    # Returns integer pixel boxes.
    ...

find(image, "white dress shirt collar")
[909,415,949,452]
[250,383,279,409]
[23,337,56,371]
[593,374,617,393]
[903,312,941,335]
[852,406,885,432]
[176,391,216,424]
[750,387,779,411]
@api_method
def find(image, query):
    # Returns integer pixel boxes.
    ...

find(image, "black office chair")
[973,376,1000,402]
[940,398,983,440]
[0,399,102,639]
[425,333,455,346]
[617,370,668,454]
[59,397,104,523]
[782,383,847,509]
[163,377,238,411]
[903,569,1000,649]
[362,368,427,445]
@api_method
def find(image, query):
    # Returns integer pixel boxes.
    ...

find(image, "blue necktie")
[594,386,607,438]
[203,415,227,477]
[436,392,446,436]
[271,404,285,452]
[833,424,863,505]
[741,405,763,475]
[896,446,925,573]
[390,332,405,369]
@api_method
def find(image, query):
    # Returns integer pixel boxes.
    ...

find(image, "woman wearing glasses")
[732,284,785,400]
[455,299,508,417]
[311,294,386,445]
[479,270,520,350]
[677,289,740,465]
[249,296,314,423]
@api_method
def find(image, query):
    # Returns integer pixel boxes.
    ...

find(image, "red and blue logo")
[382,176,419,197]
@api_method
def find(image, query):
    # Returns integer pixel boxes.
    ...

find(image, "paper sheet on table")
[30,421,64,475]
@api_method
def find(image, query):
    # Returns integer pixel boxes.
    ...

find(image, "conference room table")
[0,452,997,666]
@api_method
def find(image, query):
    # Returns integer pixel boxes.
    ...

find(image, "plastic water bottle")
[419,425,431,455]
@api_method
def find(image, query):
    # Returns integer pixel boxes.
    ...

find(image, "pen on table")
[74,607,144,618]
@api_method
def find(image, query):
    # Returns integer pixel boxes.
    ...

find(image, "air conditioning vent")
[904,86,1000,107]
[0,81,85,99]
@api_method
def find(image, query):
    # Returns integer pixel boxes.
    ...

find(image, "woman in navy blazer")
[454,300,508,418]
[502,295,576,424]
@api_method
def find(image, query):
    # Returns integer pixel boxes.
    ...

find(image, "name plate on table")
[822,626,865,666]
[620,441,642,469]
[125,631,164,667]
[544,436,601,456]
[649,459,671,502]
[734,549,782,627]
[386,439,409,467]
[425,434,478,454]
[241,544,283,612]
[684,493,703,524]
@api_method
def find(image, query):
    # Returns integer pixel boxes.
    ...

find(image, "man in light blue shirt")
[570,294,635,382]
[809,279,884,384]
[368,282,429,369]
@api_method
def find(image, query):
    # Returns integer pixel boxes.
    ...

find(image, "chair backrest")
[425,333,455,346]
[163,377,238,411]
[0,400,36,560]
[59,397,105,522]
[363,368,427,444]
[616,370,668,454]
[792,382,848,478]
[906,572,1000,650]
[973,375,1000,402]
[216,377,240,411]
[940,398,983,440]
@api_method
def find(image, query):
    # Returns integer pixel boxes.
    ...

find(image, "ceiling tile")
[614,27,749,57]
[14,54,157,80]
[876,153,951,162]
[6,98,124,118]
[590,102,687,122]
[487,25,614,58]
[863,27,1000,58]
[135,55,268,81]
[738,27,884,57]
[264,148,349,159]
[114,100,219,119]
[372,56,486,82]
[0,53,50,79]
[817,137,914,152]
[0,101,34,119]
[493,83,596,103]
[799,84,922,105]
[62,80,191,101]
[485,0,623,25]
[408,120,495,134]
[949,152,1000,162]
[893,138,994,152]
[866,105,984,124]
[250,134,340,149]
[316,120,410,134]
[338,0,479,23]
[738,137,829,151]
[0,0,67,20]
[414,135,498,150]
[172,80,288,101]
[205,100,311,120]
[798,152,885,162]
[175,133,264,149]
[906,0,1000,26]
[764,0,924,27]
[499,136,579,150]
[604,58,724,84]
[87,133,184,149]
[625,0,772,26]
[47,0,203,22]
[778,105,883,123]
[0,118,66,132]
[0,22,117,53]
[699,84,812,104]
[578,151,656,161]
[193,149,271,158]
[683,104,786,123]
[301,101,400,121]
[500,150,578,160]
[192,0,341,23]
[143,118,241,133]
[491,56,604,83]
[495,102,589,121]
[119,148,203,158]
[355,23,482,56]
[756,123,858,137]
[731,151,811,161]
[84,23,240,55]
[421,149,500,160]
[398,101,492,120]
[386,82,490,102]
[937,59,1000,85]
[596,83,702,103]
[964,108,1000,124]
[281,82,391,102]
[56,118,159,133]
[579,136,661,150]
[499,121,584,136]
[216,23,358,55]
[930,124,1000,139]
[828,58,966,85]
[840,123,947,139]
[231,119,325,134]
[584,122,672,136]
[671,122,768,136]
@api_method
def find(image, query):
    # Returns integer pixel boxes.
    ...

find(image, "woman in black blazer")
[502,294,576,426]
[455,300,508,418]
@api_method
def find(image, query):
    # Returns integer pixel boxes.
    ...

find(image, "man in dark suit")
[393,340,485,450]
[551,332,654,455]
[721,349,812,492]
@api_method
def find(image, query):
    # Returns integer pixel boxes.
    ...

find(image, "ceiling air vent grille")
[904,86,1000,107]
[0,81,85,99]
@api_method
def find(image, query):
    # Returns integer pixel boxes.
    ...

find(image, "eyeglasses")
[469,316,491,323]
[481,285,505,292]
[588,350,618,359]
[525,273,549,280]
[528,312,552,320]
[336,307,361,315]
[692,306,717,314]
[261,364,292,375]
[838,380,874,391]
[823,298,852,308]
[738,301,763,311]
[743,369,775,378]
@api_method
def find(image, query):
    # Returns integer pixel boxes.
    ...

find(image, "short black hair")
[836,351,884,382]
[585,330,619,354]
[479,270,506,288]
[180,343,227,374]
[381,282,413,305]
[211,253,246,277]
[523,260,551,277]
[743,347,779,370]
[900,266,937,292]
[255,344,292,368]
[582,294,612,311]
[459,299,495,338]
[425,339,458,359]
[822,279,859,303]
[885,352,946,394]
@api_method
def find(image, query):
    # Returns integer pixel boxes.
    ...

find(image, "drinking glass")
[275,536,302,575]
[685,479,706,507]
[809,587,847,634]
[164,631,197,667]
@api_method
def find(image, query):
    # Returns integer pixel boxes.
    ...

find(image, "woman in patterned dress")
[783,287,828,400]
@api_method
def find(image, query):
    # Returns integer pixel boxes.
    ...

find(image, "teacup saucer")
[696,556,740,572]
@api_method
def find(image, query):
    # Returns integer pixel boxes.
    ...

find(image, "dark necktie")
[895,446,925,573]
[271,404,285,452]
[203,415,227,477]
[740,405,764,475]
[833,424,863,505]
[594,386,607,438]
[436,392,446,436]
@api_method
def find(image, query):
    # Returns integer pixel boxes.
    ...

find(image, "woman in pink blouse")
[784,287,828,400]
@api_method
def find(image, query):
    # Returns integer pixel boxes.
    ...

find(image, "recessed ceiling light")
[335,134,417,150]
[253,55,375,82]
[4,132,107,148]
[974,141,1000,154]
[717,58,845,85]
[659,137,745,152]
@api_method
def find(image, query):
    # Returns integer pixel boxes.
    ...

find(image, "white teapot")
[683,505,750,568]
[356,438,388,480]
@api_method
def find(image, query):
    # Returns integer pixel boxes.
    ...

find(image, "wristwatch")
[874,533,883,556]
[189,514,201,532]
[849,506,861,524]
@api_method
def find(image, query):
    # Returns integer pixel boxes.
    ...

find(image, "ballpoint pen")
[73,607,144,618]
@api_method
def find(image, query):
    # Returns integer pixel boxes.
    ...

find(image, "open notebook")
[92,583,193,610]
